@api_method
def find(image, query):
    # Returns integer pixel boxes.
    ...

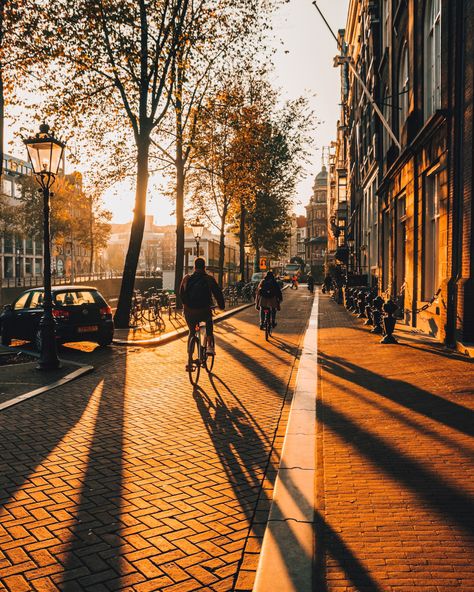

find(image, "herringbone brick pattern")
[317,294,474,592]
[0,289,313,592]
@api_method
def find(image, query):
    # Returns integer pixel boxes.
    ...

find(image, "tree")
[152,0,274,299]
[187,86,244,286]
[24,0,191,326]
[16,173,111,271]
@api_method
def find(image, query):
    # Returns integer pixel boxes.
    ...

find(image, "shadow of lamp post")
[23,123,65,370]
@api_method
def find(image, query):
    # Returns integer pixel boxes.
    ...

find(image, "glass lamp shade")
[24,124,65,176]
[244,244,252,255]
[191,219,205,240]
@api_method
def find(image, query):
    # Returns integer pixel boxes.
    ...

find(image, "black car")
[0,286,114,349]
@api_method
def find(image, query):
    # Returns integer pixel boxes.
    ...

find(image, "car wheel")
[1,326,11,346]
[34,329,43,352]
[97,335,113,347]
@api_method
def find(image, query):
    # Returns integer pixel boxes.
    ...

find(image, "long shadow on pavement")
[319,352,474,437]
[57,350,127,590]
[318,397,474,537]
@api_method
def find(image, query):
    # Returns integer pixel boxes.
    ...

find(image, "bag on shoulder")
[185,274,212,308]
[260,279,276,299]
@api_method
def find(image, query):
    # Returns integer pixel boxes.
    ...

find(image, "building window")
[382,0,390,50]
[424,173,440,299]
[35,258,42,275]
[424,0,441,118]
[25,258,33,275]
[398,43,409,132]
[4,234,13,253]
[382,85,391,157]
[4,256,13,278]
[396,197,406,295]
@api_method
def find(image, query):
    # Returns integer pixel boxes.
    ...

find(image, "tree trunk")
[239,204,246,280]
[174,142,185,303]
[173,57,185,305]
[218,223,226,288]
[88,198,94,274]
[114,135,150,327]
[0,0,4,179]
[254,241,260,272]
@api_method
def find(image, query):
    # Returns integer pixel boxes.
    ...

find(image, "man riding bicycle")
[255,271,283,329]
[180,257,225,356]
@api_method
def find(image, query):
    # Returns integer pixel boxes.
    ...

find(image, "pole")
[37,186,60,370]
[312,1,401,150]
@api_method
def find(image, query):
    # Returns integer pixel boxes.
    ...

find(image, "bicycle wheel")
[187,336,201,386]
[264,311,271,341]
[204,337,215,373]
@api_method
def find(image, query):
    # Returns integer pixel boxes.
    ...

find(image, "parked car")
[0,286,114,349]
[251,272,266,284]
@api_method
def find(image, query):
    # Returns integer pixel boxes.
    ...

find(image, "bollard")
[357,289,367,318]
[364,290,375,325]
[380,298,398,344]
[345,287,354,311]
[371,296,384,334]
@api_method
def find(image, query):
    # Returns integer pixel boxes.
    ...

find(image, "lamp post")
[24,123,65,370]
[244,244,251,282]
[16,248,21,286]
[190,218,204,259]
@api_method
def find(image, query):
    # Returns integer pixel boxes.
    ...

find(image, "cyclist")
[180,257,225,356]
[307,273,315,294]
[255,271,283,329]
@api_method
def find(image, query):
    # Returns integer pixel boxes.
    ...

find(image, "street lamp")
[244,244,251,282]
[190,218,204,258]
[16,248,21,286]
[24,123,65,370]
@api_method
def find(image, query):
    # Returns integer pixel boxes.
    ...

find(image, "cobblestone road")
[317,294,474,592]
[0,289,313,592]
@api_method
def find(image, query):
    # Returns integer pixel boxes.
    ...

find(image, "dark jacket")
[255,278,283,311]
[180,270,225,312]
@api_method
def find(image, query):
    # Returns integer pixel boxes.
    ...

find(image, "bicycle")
[187,307,216,386]
[262,307,273,341]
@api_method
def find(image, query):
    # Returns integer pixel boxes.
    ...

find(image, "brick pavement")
[316,293,474,592]
[0,288,314,592]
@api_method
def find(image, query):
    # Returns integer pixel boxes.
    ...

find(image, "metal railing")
[1,270,163,288]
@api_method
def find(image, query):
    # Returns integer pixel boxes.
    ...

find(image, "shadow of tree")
[319,352,474,437]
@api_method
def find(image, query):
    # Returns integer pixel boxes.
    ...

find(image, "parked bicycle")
[187,307,216,385]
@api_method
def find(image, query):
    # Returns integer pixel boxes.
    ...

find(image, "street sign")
[259,257,267,270]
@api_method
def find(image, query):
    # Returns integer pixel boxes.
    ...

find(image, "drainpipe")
[446,0,465,346]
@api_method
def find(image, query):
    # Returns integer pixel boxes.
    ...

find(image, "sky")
[6,0,349,225]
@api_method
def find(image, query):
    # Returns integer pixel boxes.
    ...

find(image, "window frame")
[398,42,409,132]
[424,0,441,118]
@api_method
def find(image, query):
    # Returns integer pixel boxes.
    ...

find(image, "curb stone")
[252,290,318,592]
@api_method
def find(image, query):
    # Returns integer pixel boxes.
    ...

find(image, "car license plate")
[78,325,98,333]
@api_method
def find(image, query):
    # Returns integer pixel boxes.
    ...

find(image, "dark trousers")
[184,309,213,345]
[260,308,277,325]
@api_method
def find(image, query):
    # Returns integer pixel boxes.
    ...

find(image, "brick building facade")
[337,0,473,347]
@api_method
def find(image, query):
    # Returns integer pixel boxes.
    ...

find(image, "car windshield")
[54,291,97,306]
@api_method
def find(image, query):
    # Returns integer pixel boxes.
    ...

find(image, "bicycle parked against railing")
[187,306,216,385]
